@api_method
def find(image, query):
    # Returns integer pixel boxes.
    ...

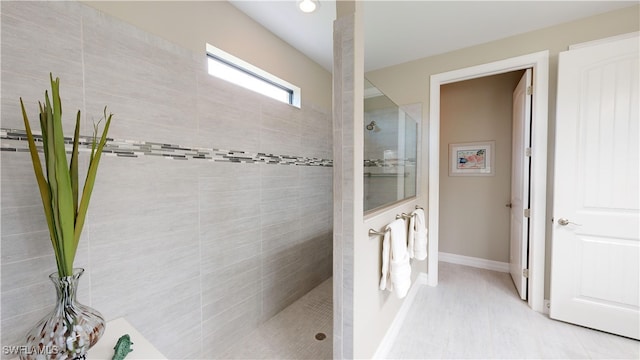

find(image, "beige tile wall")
[0,2,332,358]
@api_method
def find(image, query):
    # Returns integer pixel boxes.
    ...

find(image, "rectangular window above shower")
[364,78,419,213]
[206,43,301,107]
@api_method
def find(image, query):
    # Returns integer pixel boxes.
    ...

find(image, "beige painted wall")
[366,5,639,301]
[83,1,332,110]
[440,71,524,262]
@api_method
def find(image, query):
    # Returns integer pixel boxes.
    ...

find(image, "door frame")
[428,50,549,312]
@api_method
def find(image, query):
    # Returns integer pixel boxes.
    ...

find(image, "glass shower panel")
[364,79,418,212]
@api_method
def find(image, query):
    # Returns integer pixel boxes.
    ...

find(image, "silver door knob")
[558,218,581,226]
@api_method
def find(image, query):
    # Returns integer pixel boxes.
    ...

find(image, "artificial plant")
[20,74,112,277]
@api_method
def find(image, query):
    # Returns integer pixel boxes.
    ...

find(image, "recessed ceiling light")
[298,0,318,13]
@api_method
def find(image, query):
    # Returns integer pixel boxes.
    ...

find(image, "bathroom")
[1,1,332,358]
[2,1,639,359]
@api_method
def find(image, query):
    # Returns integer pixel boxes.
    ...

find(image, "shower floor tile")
[217,277,333,359]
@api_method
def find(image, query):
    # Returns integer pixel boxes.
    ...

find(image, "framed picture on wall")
[449,141,495,176]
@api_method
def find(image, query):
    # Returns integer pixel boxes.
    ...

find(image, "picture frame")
[449,141,495,176]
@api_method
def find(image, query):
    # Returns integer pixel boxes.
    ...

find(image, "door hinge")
[523,269,529,278]
[527,86,533,95]
[525,147,532,157]
[524,208,531,218]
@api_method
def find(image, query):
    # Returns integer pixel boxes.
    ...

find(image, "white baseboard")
[439,252,510,273]
[373,272,428,359]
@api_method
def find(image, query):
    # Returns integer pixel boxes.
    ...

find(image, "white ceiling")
[229,1,638,73]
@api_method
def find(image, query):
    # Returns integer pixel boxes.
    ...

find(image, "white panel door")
[510,69,532,300]
[550,34,639,339]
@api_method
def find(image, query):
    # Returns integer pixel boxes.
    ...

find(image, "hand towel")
[379,228,392,292]
[407,213,416,259]
[412,208,428,260]
[379,218,412,299]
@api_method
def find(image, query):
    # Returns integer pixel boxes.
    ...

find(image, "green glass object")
[112,334,133,360]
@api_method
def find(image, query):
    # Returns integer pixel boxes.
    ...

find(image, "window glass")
[206,44,300,107]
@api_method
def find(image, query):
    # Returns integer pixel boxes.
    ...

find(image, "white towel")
[407,213,416,259]
[379,218,412,299]
[412,209,428,260]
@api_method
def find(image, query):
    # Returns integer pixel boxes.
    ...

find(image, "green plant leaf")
[21,98,64,276]
[22,74,112,278]
[43,89,68,275]
[38,102,50,171]
[90,119,98,161]
[74,109,111,249]
[70,111,81,217]
[49,75,75,276]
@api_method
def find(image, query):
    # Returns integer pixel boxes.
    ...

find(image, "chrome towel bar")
[369,204,425,237]
[368,228,390,237]
[396,213,414,220]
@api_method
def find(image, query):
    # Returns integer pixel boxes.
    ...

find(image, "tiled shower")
[0,1,333,358]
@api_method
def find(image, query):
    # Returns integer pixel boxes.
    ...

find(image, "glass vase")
[20,268,105,360]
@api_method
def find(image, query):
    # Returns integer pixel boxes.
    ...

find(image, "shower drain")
[315,332,326,341]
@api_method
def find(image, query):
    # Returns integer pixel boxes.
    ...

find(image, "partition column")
[333,1,364,359]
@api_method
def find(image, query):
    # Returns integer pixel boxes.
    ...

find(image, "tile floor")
[217,277,333,359]
[215,262,639,359]
[386,262,640,359]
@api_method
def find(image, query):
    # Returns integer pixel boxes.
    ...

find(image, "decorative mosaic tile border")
[364,159,416,167]
[0,128,333,167]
